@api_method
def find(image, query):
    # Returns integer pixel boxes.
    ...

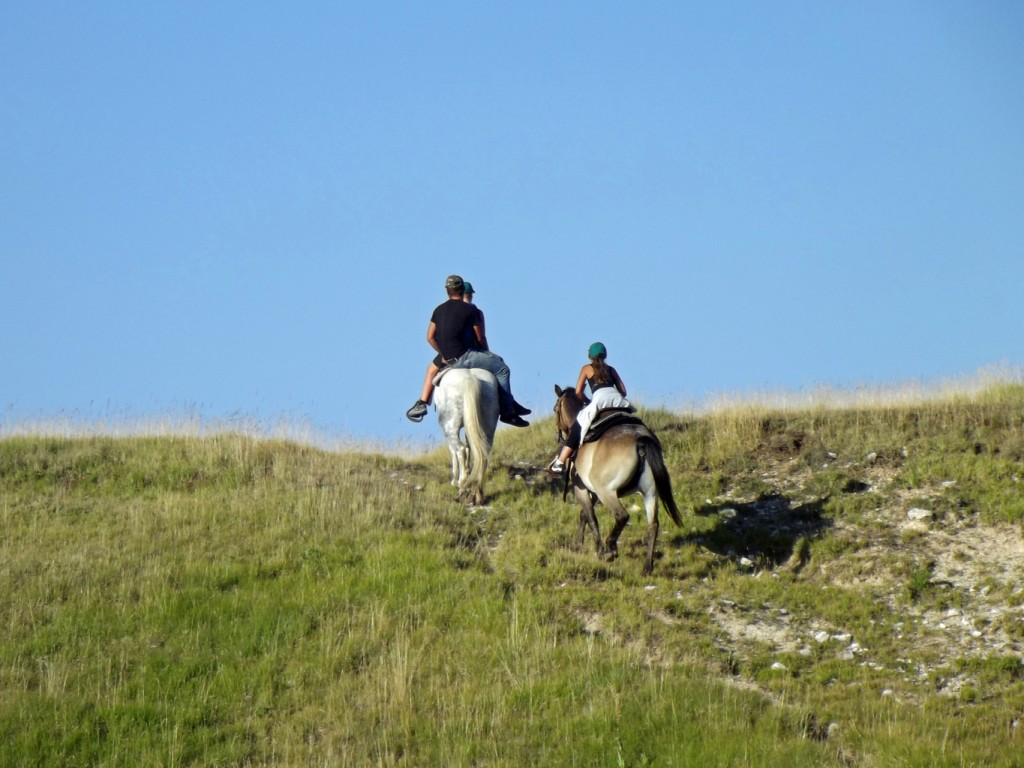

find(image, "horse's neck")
[563,397,584,422]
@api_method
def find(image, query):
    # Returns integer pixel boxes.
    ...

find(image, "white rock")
[907,508,934,521]
[941,480,957,488]
[771,662,788,671]
[814,631,831,643]
[882,689,894,697]
[739,557,754,568]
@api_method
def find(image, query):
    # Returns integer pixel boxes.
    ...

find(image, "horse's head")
[553,384,585,441]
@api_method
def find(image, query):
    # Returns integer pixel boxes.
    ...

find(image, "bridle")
[553,388,585,444]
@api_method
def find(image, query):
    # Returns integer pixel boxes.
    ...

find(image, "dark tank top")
[587,364,619,393]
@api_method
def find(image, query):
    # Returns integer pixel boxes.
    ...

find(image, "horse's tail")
[640,437,683,527]
[461,376,492,494]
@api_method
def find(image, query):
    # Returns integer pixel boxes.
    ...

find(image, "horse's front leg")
[574,487,603,556]
[596,492,630,561]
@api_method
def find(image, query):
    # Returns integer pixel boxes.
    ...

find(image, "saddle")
[582,408,646,444]
[432,366,453,386]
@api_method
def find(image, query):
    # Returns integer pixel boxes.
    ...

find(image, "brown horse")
[553,385,683,574]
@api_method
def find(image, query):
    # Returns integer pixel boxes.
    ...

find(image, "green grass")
[2,383,1024,766]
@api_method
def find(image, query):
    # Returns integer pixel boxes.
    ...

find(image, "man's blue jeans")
[448,350,515,416]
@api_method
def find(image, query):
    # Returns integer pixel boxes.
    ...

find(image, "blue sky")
[3,2,1022,448]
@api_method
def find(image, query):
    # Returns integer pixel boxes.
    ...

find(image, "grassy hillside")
[2,385,1023,766]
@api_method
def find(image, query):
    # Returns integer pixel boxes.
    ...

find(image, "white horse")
[433,368,500,505]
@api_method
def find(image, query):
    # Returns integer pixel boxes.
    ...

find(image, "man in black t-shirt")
[411,281,485,416]
[406,275,530,426]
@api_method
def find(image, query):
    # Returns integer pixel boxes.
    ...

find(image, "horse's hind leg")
[636,468,665,574]
[642,489,660,576]
[445,438,462,488]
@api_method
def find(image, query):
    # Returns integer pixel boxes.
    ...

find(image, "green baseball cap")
[588,342,607,359]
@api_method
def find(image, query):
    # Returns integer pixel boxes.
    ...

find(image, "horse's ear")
[554,384,564,396]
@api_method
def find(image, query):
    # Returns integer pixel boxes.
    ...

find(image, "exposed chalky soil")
[682,457,1024,707]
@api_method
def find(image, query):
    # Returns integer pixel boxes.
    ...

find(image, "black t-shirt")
[430,299,481,361]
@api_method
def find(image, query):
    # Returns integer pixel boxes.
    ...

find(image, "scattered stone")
[882,689,894,697]
[739,557,754,569]
[865,451,878,463]
[771,662,788,671]
[720,508,738,520]
[907,508,934,521]
[814,631,831,644]
[941,480,957,488]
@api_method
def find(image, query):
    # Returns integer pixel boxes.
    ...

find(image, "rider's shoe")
[499,414,529,428]
[406,400,428,422]
[546,459,566,477]
[513,401,532,415]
